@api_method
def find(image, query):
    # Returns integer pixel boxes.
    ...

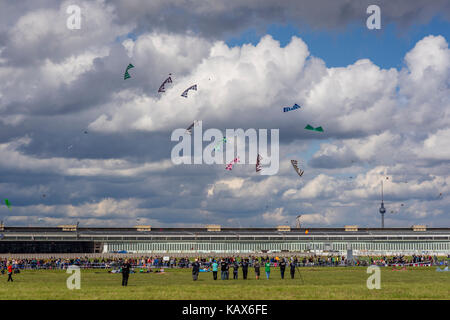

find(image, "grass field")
[0,267,448,300]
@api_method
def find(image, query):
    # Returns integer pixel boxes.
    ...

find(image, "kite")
[436,266,449,272]
[214,137,227,151]
[84,131,88,134]
[4,199,11,210]
[181,84,197,98]
[158,74,173,93]
[390,203,406,214]
[185,120,200,135]
[392,266,407,271]
[225,157,240,171]
[305,124,324,132]
[124,63,134,80]
[256,154,262,172]
[291,160,304,177]
[283,104,301,113]
[305,229,309,235]
[68,145,73,150]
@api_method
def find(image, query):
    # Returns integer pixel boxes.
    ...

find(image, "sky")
[0,0,449,228]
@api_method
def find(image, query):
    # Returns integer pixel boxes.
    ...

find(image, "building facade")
[1,225,449,256]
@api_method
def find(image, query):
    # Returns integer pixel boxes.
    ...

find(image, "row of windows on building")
[106,241,450,253]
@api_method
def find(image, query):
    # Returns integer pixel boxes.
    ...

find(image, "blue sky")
[226,17,450,69]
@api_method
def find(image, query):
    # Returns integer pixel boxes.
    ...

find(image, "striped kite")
[158,74,173,93]
[256,154,262,172]
[185,120,200,135]
[124,63,134,80]
[214,137,227,151]
[283,104,301,113]
[305,124,323,132]
[181,84,197,98]
[291,160,304,177]
[226,157,240,171]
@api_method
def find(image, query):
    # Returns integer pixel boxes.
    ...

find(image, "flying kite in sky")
[390,203,406,214]
[185,120,200,135]
[256,154,262,172]
[158,74,173,93]
[291,160,304,177]
[214,137,227,151]
[305,124,324,132]
[124,63,134,80]
[283,104,301,112]
[4,199,11,210]
[226,157,240,171]
[181,84,197,98]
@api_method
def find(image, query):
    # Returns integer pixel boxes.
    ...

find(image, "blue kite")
[283,103,301,112]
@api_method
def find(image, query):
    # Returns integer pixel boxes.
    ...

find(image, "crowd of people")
[1,254,446,272]
[1,254,448,285]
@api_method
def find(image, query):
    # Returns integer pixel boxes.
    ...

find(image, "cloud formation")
[0,2,448,228]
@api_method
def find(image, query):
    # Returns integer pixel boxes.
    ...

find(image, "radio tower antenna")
[379,181,386,228]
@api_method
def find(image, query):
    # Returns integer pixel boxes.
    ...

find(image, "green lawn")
[0,267,448,300]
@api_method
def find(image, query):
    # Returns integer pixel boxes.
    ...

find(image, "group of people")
[191,257,299,281]
[0,256,181,270]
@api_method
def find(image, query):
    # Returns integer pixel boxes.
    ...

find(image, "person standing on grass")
[121,259,131,286]
[220,259,227,280]
[254,260,261,280]
[242,259,249,280]
[225,258,230,280]
[279,258,286,279]
[7,262,13,282]
[265,260,271,279]
[232,260,239,279]
[192,258,200,281]
[290,260,296,279]
[212,260,218,280]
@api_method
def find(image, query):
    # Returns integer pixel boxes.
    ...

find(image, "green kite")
[305,124,324,132]
[4,199,11,210]
[124,63,134,80]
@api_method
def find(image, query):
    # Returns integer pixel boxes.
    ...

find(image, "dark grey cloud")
[107,0,450,37]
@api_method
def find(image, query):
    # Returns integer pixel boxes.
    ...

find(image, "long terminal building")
[1,224,449,256]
